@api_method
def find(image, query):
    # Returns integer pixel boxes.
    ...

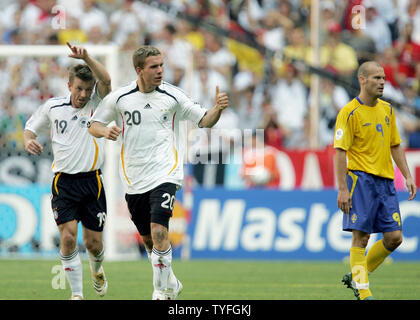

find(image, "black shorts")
[125,182,178,235]
[51,169,107,232]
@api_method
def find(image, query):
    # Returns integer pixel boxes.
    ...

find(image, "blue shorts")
[343,170,402,234]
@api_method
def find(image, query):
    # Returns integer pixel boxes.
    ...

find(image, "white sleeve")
[176,91,207,126]
[24,103,50,135]
[90,91,118,125]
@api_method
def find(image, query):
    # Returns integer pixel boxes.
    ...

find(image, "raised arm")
[391,144,417,200]
[67,42,111,98]
[198,86,229,128]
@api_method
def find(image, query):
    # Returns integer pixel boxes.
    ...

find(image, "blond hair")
[132,46,161,70]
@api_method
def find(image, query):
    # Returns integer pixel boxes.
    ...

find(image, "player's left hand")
[67,42,89,60]
[215,85,229,111]
[406,176,417,200]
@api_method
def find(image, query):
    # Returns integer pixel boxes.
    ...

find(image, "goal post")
[0,44,123,260]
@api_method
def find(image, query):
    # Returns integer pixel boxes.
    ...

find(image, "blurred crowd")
[1,0,420,155]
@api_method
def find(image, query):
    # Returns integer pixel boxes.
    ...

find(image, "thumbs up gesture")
[215,85,229,111]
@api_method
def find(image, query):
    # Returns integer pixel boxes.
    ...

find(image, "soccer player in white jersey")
[88,45,229,300]
[23,43,112,300]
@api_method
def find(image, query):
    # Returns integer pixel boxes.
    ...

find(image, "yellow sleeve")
[334,107,354,151]
[390,108,402,147]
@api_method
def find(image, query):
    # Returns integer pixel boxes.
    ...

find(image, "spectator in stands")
[320,0,341,43]
[379,47,404,90]
[394,21,420,84]
[257,9,286,53]
[153,23,194,84]
[398,0,420,45]
[369,0,399,41]
[179,50,228,110]
[175,19,205,51]
[0,0,28,32]
[270,63,308,148]
[232,70,264,131]
[316,66,350,147]
[130,0,174,40]
[202,31,236,85]
[259,97,285,150]
[283,26,311,64]
[361,1,392,53]
[320,23,359,79]
[109,0,143,46]
[343,11,377,65]
[85,25,108,45]
[76,0,110,37]
[57,15,87,45]
[396,79,420,148]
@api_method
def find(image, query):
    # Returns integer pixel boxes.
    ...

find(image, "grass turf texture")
[0,259,419,300]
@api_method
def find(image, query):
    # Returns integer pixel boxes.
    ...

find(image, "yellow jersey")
[333,97,401,179]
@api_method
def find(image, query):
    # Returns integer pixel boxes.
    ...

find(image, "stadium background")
[1,0,420,299]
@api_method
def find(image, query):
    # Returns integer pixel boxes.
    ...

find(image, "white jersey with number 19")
[90,80,207,194]
[25,88,104,174]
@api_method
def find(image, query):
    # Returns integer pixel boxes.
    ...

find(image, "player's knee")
[384,234,403,251]
[151,223,168,249]
[353,233,370,248]
[61,230,77,252]
[360,236,370,248]
[84,237,103,255]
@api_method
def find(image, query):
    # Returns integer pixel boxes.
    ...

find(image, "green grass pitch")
[0,259,419,300]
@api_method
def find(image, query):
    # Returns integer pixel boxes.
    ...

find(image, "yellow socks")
[350,247,372,300]
[366,239,391,273]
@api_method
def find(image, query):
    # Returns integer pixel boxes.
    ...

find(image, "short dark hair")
[132,46,161,70]
[68,64,95,84]
[357,61,383,78]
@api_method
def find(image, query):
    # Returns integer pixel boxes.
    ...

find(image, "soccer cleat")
[165,279,183,300]
[69,294,83,300]
[152,280,183,300]
[91,266,108,297]
[342,272,360,300]
[152,290,169,300]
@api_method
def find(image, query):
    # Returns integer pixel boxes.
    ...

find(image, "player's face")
[68,77,95,108]
[141,55,164,89]
[363,66,385,99]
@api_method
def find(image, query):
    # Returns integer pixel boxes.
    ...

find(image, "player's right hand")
[25,139,43,155]
[337,188,352,214]
[105,126,122,141]
[66,42,89,60]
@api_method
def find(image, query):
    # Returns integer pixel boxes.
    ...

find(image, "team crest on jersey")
[78,116,89,128]
[385,116,390,127]
[161,113,170,122]
[335,128,344,140]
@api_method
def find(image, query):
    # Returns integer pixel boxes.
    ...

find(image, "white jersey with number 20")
[90,80,207,194]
